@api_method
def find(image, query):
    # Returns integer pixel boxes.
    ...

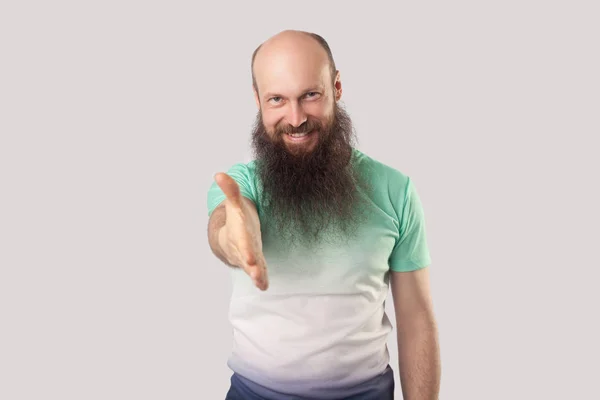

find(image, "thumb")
[214,172,242,208]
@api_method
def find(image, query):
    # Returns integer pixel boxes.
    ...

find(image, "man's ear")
[253,86,261,110]
[334,70,342,102]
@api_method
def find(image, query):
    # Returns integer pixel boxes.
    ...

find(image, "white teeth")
[289,132,308,138]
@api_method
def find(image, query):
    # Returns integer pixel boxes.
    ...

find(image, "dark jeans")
[225,365,394,400]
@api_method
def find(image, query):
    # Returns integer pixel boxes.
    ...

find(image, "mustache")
[274,118,323,135]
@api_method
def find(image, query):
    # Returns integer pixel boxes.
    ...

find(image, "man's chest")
[232,207,399,296]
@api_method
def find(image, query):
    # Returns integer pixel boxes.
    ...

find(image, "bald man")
[207,30,441,400]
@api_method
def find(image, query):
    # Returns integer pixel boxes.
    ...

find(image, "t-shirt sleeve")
[388,177,432,272]
[206,163,257,217]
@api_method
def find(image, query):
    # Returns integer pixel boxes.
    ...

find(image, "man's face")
[249,35,368,247]
[253,48,339,155]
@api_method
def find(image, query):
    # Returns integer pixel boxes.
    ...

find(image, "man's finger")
[245,250,256,267]
[237,239,256,266]
[255,258,269,290]
[245,264,262,281]
[245,263,269,291]
[214,172,242,208]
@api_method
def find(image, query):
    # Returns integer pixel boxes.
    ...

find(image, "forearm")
[207,206,235,267]
[207,198,260,268]
[397,314,441,400]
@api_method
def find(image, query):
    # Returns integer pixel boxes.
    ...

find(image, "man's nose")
[287,103,307,128]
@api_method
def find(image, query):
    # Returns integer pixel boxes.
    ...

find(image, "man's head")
[249,30,367,246]
[251,30,341,154]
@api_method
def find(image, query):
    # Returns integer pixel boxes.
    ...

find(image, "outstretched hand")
[214,172,268,291]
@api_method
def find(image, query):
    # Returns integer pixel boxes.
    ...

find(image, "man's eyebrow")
[263,86,324,100]
[303,86,324,94]
[263,92,282,100]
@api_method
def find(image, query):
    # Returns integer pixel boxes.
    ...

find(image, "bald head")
[251,30,337,94]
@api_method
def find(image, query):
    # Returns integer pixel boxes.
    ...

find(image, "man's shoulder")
[353,148,410,188]
[352,148,415,220]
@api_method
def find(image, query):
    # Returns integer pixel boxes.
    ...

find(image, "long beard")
[251,102,369,247]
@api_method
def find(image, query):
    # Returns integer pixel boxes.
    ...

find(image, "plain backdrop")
[1,1,598,399]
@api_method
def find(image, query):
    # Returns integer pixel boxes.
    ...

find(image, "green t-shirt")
[206,147,431,396]
[207,147,431,272]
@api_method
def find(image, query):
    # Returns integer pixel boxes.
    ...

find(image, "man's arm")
[207,172,268,290]
[390,267,441,400]
[207,197,259,267]
[207,203,230,266]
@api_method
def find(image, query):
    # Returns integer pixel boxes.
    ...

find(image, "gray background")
[1,1,598,399]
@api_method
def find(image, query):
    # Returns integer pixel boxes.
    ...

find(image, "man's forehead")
[253,32,331,94]
[257,63,328,95]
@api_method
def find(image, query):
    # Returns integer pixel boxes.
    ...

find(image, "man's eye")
[306,92,317,97]
[269,97,282,103]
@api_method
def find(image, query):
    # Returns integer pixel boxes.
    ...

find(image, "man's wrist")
[216,225,235,267]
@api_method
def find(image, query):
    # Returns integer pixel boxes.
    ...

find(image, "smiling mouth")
[286,130,316,142]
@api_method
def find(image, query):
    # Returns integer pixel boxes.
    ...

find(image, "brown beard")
[250,102,369,247]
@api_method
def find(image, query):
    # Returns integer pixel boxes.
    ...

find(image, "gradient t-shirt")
[206,147,431,398]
